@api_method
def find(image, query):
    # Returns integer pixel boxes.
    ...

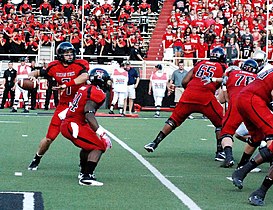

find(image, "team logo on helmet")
[89,68,111,91]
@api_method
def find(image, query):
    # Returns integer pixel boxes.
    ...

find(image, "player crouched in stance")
[202,59,259,168]
[230,67,273,206]
[60,69,112,186]
[28,42,89,170]
[144,47,227,161]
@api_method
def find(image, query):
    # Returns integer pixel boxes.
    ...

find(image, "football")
[18,78,37,90]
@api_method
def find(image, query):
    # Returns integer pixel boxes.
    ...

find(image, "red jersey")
[226,70,257,99]
[242,69,273,103]
[45,59,89,104]
[181,60,227,105]
[65,85,105,124]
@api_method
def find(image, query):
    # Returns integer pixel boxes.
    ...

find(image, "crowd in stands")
[162,0,273,66]
[0,0,161,63]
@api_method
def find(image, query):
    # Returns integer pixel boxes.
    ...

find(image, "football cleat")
[22,109,29,113]
[232,168,245,189]
[108,110,114,114]
[28,159,40,171]
[144,142,158,152]
[154,113,160,118]
[215,152,226,162]
[78,173,96,180]
[79,174,103,186]
[248,190,265,206]
[220,158,234,168]
[10,108,17,112]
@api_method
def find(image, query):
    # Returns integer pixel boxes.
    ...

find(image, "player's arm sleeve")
[84,100,100,132]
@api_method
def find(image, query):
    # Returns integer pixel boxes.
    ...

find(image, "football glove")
[96,126,112,149]
[201,76,212,85]
[222,76,228,86]
[101,133,112,149]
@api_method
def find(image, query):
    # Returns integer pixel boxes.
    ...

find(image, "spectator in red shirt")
[182,35,196,69]
[102,0,113,14]
[123,0,134,16]
[263,39,273,61]
[162,25,175,53]
[172,28,183,65]
[19,0,33,15]
[210,36,224,52]
[25,36,38,61]
[70,30,81,55]
[39,0,52,16]
[196,36,208,59]
[83,34,95,62]
[61,0,75,21]
[40,29,52,46]
[3,0,15,15]
[79,0,92,17]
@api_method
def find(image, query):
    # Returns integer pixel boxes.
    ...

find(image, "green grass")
[0,110,272,210]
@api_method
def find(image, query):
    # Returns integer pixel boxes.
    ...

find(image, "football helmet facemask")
[241,59,259,74]
[56,42,76,64]
[210,47,226,63]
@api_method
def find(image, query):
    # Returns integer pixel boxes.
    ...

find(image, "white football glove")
[100,133,112,150]
[201,76,212,85]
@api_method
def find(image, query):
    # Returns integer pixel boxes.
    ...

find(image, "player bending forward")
[28,42,89,170]
[144,47,227,161]
[60,69,112,186]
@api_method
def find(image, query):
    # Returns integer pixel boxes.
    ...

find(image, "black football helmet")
[56,42,76,64]
[210,47,226,63]
[89,68,111,91]
[241,59,259,73]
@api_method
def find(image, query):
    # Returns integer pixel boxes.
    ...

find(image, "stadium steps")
[145,0,174,78]
[146,0,173,61]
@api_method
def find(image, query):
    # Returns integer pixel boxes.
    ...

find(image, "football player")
[144,47,227,161]
[234,50,273,170]
[230,68,273,206]
[60,69,112,186]
[27,42,89,170]
[202,59,259,168]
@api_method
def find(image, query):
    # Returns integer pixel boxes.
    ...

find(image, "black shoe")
[22,109,29,113]
[10,108,17,112]
[232,167,245,189]
[108,110,114,114]
[144,142,158,152]
[0,106,4,109]
[248,190,265,206]
[28,158,40,171]
[30,107,36,110]
[215,152,226,162]
[220,157,235,168]
[44,107,48,110]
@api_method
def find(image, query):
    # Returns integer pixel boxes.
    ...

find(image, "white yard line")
[105,129,202,210]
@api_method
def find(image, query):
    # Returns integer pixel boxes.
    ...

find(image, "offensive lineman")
[144,47,227,161]
[231,67,273,206]
[202,59,259,168]
[28,42,89,170]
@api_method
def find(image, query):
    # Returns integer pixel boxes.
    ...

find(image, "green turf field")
[0,109,272,210]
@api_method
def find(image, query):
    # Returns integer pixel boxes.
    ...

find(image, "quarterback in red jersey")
[203,60,259,168]
[232,68,273,206]
[28,42,89,170]
[144,47,227,161]
[61,69,112,186]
